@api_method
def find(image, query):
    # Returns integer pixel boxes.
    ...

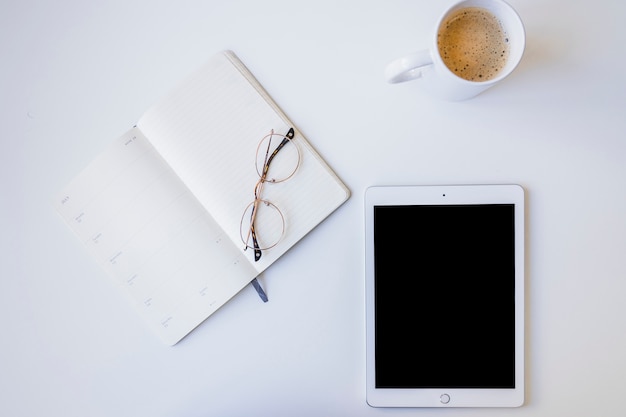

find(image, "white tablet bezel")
[365,184,525,408]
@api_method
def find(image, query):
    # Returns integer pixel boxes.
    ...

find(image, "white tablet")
[365,185,525,408]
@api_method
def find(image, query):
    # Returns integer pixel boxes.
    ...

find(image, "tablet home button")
[440,394,451,404]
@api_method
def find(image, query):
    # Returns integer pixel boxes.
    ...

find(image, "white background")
[2,0,625,416]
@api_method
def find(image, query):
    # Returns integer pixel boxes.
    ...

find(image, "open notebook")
[53,51,350,345]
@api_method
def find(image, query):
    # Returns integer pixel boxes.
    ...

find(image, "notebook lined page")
[138,51,349,272]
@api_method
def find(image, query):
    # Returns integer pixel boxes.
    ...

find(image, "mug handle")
[385,50,433,83]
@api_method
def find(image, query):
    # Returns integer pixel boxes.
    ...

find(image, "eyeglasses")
[240,127,300,300]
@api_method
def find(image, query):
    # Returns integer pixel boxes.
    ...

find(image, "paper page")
[53,128,256,345]
[138,51,350,273]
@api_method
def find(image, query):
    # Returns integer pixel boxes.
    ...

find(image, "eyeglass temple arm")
[263,128,295,171]
[248,191,263,262]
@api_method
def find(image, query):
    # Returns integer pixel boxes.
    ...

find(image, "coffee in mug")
[437,7,510,82]
[385,0,525,101]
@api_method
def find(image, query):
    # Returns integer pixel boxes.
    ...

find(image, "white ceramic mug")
[385,0,525,101]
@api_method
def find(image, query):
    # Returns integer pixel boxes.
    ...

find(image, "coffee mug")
[385,0,525,101]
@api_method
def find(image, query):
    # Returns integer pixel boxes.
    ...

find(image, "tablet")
[365,185,525,408]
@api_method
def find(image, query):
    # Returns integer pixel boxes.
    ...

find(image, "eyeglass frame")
[240,127,300,262]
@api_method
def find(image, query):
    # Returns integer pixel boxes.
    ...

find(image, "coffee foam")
[437,7,510,82]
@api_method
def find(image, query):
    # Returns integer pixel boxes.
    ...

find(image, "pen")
[251,275,268,302]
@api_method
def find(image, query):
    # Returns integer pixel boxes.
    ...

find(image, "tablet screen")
[365,185,524,407]
[374,204,515,389]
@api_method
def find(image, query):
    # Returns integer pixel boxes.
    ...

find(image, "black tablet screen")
[373,204,516,389]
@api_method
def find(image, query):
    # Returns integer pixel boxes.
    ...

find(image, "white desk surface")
[2,0,625,416]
